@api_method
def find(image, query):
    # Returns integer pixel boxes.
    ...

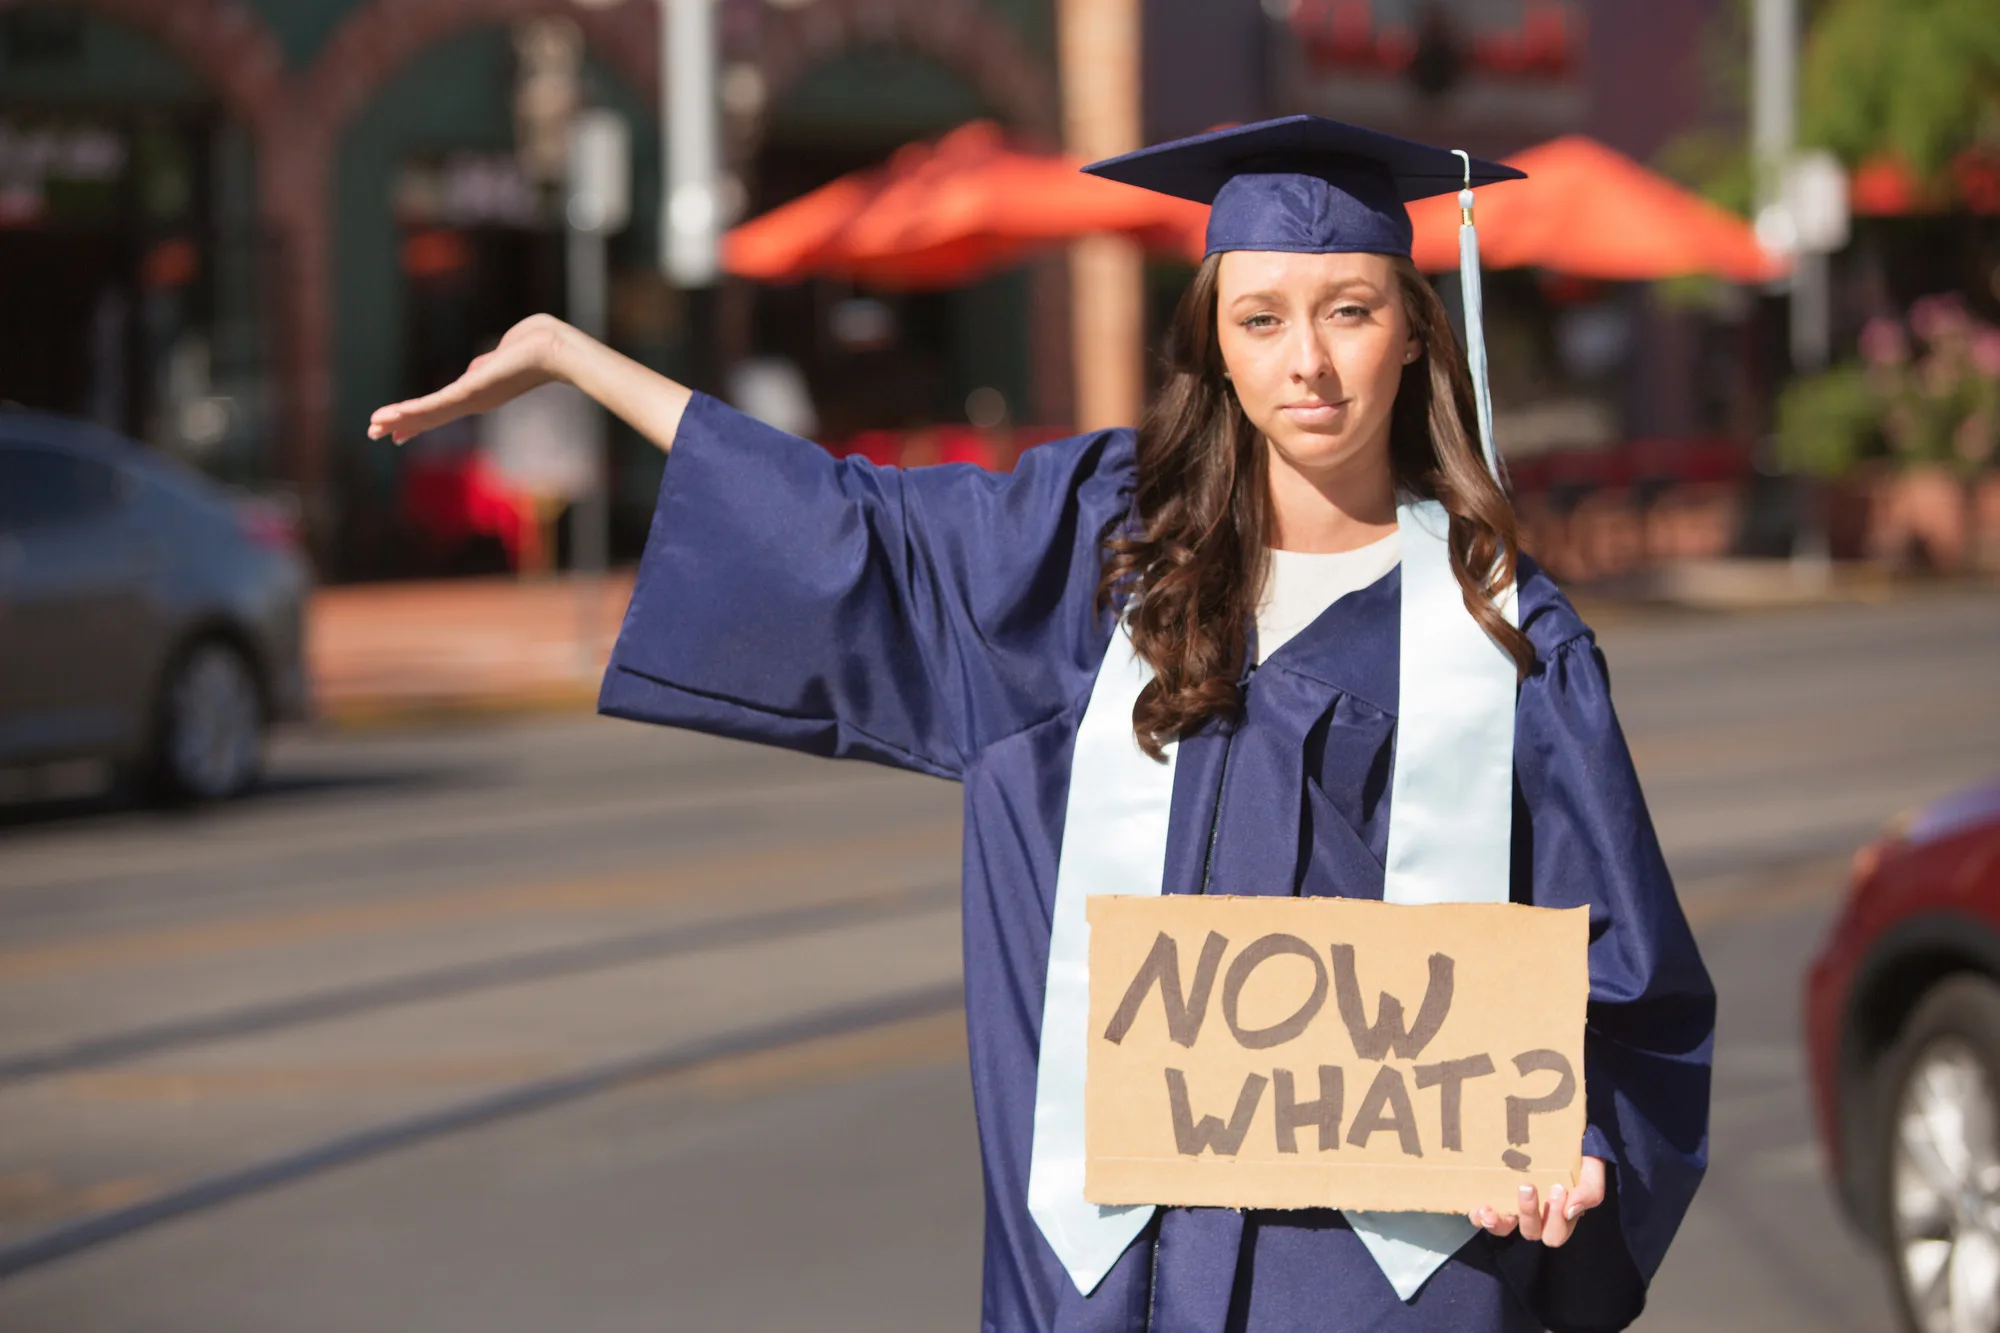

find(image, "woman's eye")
[1332,304,1371,320]
[1242,314,1280,330]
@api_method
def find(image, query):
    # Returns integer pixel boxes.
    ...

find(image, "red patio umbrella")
[723,121,1208,290]
[1407,134,1785,282]
[720,168,882,284]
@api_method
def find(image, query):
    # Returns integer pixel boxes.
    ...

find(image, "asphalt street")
[1,586,1996,1331]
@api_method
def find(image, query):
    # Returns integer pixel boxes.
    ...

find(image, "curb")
[1572,561,1998,614]
[304,568,1995,733]
[312,680,603,732]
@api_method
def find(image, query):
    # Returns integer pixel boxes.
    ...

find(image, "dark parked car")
[1807,777,2000,1333]
[0,409,310,802]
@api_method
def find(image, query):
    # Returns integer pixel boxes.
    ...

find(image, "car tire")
[1876,973,2000,1333]
[149,636,265,803]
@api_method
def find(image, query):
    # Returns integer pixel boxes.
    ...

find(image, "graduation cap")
[1083,114,1523,477]
[1082,114,1520,259]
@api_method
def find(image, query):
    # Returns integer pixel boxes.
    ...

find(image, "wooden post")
[1058,0,1144,433]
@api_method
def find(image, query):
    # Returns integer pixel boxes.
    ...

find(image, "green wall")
[766,47,996,147]
[242,0,353,69]
[0,5,201,103]
[244,0,1054,76]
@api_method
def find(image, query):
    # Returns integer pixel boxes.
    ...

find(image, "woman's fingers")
[1473,1161,1609,1249]
[1540,1184,1574,1246]
[1514,1184,1543,1242]
[368,361,540,443]
[1534,1159,1609,1249]
[367,318,566,444]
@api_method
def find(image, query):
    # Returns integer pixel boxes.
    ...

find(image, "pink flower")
[1972,329,2000,379]
[1954,412,1994,464]
[1859,316,1910,367]
[1919,351,1961,397]
[1909,293,1971,344]
[1885,404,1918,452]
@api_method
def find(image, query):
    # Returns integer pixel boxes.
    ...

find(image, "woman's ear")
[1403,336,1422,365]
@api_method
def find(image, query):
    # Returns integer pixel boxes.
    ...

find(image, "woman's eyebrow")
[1227,280,1383,307]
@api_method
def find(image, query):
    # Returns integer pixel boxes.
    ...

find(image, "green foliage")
[1779,296,2000,478]
[1665,0,2000,205]
[1801,0,2000,176]
[1654,129,1756,217]
[1776,365,1880,477]
[1654,0,1756,213]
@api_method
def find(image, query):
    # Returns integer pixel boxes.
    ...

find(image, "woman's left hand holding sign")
[1469,1155,1606,1248]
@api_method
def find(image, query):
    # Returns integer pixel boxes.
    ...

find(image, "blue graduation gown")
[599,394,1714,1333]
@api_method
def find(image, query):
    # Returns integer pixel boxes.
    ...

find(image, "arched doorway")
[0,1,285,476]
[290,0,659,576]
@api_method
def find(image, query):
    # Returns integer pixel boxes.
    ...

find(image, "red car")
[1807,777,2000,1333]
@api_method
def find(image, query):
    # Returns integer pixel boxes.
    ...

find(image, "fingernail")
[1565,1202,1581,1220]
[1518,1185,1534,1201]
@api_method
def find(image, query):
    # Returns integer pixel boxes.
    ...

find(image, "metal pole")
[566,222,609,675]
[1753,0,1834,572]
[663,0,720,287]
[1752,0,1829,372]
[566,108,627,674]
[1791,249,1830,372]
[1750,0,1796,220]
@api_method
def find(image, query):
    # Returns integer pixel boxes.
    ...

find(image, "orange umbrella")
[721,168,883,283]
[723,121,1208,289]
[1407,134,1785,282]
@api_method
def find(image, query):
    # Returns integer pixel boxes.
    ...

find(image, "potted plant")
[1778,294,2000,571]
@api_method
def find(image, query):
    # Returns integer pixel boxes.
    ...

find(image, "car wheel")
[152,637,264,802]
[1880,975,2000,1333]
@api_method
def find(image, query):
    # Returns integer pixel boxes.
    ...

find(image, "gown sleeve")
[597,393,1136,779]
[1512,628,1715,1329]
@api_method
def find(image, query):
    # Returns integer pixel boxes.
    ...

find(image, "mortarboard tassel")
[1451,150,1503,485]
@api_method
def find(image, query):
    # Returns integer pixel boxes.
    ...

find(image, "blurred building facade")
[0,0,1732,579]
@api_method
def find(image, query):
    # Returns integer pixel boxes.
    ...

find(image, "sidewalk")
[308,573,634,728]
[305,560,1986,730]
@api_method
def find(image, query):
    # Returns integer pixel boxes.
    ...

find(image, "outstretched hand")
[1468,1155,1606,1248]
[368,314,571,445]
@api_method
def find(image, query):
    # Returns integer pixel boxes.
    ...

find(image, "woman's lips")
[1281,399,1348,424]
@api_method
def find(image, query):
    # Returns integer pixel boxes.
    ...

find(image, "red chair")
[398,452,539,573]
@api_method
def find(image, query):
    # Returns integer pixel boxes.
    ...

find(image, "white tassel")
[1451,151,1502,485]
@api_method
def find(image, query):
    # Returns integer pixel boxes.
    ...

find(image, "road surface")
[0,587,1995,1330]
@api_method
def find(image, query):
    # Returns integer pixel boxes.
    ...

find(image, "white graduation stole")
[1025,498,1520,1301]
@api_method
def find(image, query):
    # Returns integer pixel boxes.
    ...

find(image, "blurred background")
[0,0,1997,1329]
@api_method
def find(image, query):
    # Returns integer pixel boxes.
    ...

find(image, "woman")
[371,117,1712,1333]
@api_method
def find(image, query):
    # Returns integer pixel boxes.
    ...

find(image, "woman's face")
[1214,249,1419,488]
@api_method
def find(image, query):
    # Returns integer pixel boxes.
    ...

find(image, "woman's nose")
[1289,327,1335,384]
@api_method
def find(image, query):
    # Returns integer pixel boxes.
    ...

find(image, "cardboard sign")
[1085,895,1589,1215]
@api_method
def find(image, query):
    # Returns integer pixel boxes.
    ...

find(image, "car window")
[0,445,120,533]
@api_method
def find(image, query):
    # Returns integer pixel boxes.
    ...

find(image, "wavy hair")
[1098,252,1535,758]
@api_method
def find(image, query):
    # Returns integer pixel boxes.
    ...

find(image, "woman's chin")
[1264,427,1374,477]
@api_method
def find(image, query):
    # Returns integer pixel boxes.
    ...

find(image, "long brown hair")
[1099,252,1535,758]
